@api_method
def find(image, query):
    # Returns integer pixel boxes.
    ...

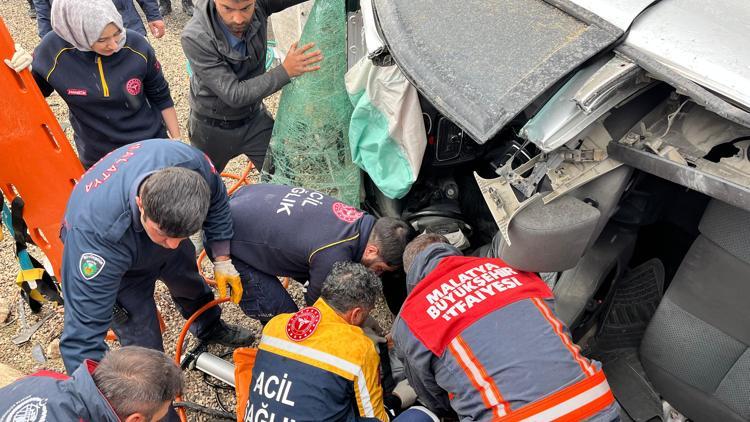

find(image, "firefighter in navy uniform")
[223,183,414,323]
[391,234,621,421]
[58,140,252,417]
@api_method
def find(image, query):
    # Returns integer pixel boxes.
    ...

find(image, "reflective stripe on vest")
[499,369,615,422]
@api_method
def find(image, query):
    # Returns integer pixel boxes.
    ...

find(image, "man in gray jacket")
[181,0,322,172]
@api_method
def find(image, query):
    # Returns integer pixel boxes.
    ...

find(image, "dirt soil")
[0,2,393,420]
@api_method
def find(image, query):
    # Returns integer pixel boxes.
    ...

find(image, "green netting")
[262,0,360,206]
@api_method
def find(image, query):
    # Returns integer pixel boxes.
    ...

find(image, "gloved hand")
[213,259,242,304]
[392,379,418,408]
[4,43,32,73]
[363,325,387,344]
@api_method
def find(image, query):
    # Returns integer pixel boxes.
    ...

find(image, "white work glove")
[362,325,387,344]
[393,379,418,408]
[213,259,243,304]
[4,43,32,73]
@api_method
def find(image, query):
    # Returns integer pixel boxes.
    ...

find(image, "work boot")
[201,321,255,348]
[27,0,36,19]
[159,0,172,17]
[182,0,194,17]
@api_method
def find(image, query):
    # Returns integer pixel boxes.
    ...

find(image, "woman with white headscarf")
[5,0,179,169]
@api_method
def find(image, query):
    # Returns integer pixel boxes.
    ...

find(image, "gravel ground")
[0,2,392,420]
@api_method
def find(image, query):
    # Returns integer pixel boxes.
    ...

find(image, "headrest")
[699,200,750,265]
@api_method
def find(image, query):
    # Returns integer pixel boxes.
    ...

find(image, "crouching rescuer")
[233,262,434,422]
[0,346,182,422]
[391,233,621,421]
[236,262,388,421]
[222,183,414,323]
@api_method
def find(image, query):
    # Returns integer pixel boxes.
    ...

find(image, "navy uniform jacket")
[34,0,161,38]
[59,140,233,373]
[32,30,173,167]
[0,361,119,421]
[228,184,375,305]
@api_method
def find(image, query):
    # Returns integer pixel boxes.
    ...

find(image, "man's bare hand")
[149,20,166,38]
[282,41,322,78]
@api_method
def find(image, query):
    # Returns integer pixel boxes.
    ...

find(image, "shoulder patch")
[79,253,106,280]
[1,395,48,422]
[286,307,321,342]
[332,202,364,224]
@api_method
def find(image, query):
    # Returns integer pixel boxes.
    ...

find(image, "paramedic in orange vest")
[391,233,621,421]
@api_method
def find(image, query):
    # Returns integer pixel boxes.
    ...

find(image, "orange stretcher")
[0,17,84,279]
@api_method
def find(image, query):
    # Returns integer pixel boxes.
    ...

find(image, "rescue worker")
[5,0,175,169]
[58,140,252,417]
[240,262,393,421]
[392,233,621,421]
[222,183,414,323]
[33,0,166,39]
[0,346,182,422]
[181,0,323,172]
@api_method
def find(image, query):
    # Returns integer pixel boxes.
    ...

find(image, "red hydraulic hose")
[175,162,255,421]
[222,162,254,195]
[174,297,230,422]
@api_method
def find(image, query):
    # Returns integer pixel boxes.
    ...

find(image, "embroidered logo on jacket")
[126,78,142,95]
[332,202,364,223]
[80,253,106,280]
[1,395,49,422]
[286,307,321,341]
[67,88,88,96]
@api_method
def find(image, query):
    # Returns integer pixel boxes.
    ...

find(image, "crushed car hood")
[371,0,622,144]
[621,0,750,110]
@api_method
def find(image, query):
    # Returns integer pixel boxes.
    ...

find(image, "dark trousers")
[234,261,298,324]
[112,240,219,347]
[188,108,274,173]
[113,240,220,422]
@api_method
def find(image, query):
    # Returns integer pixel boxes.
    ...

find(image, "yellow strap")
[16,268,45,284]
[17,269,47,303]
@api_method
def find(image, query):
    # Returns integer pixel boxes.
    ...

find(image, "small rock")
[31,343,46,364]
[0,298,10,324]
[46,339,60,360]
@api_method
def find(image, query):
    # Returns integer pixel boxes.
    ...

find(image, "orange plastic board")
[0,17,84,279]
